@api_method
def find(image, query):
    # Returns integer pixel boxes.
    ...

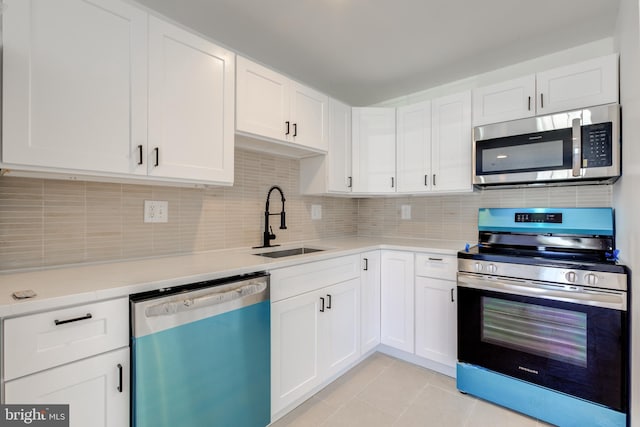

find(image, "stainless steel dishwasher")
[130,272,270,427]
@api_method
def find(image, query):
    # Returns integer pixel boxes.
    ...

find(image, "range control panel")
[514,212,563,223]
[582,122,613,168]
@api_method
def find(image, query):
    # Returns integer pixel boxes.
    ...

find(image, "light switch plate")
[144,200,169,223]
[401,204,411,220]
[311,204,322,220]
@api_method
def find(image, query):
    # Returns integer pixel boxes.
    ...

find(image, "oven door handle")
[457,272,627,311]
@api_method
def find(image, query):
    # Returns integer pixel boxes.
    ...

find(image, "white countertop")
[0,237,467,317]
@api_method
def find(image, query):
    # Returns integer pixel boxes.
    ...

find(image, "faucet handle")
[269,226,276,240]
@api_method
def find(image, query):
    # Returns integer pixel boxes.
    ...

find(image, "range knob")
[474,262,483,272]
[486,264,497,274]
[565,271,577,283]
[585,273,598,286]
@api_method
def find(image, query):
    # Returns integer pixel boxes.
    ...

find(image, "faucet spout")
[254,186,287,248]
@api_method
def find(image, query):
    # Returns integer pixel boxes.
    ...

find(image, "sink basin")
[254,247,324,258]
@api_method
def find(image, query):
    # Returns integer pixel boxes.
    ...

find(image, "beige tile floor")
[270,353,552,427]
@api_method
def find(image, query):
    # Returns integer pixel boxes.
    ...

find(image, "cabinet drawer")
[3,298,129,381]
[415,253,456,280]
[270,255,360,302]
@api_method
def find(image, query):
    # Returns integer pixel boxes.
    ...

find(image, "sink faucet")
[255,185,287,248]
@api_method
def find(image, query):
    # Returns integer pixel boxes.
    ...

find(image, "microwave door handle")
[572,118,582,177]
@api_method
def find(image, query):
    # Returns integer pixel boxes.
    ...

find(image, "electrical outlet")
[401,204,411,220]
[144,200,169,223]
[311,204,322,220]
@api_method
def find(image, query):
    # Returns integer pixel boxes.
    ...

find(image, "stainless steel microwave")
[473,103,620,187]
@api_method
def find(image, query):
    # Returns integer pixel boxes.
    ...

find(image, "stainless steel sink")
[254,247,324,258]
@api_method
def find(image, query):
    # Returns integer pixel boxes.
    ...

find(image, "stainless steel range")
[456,208,629,427]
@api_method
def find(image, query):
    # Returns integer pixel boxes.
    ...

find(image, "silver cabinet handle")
[571,117,582,177]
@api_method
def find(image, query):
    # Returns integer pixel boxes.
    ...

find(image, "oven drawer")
[3,298,129,381]
[415,253,456,280]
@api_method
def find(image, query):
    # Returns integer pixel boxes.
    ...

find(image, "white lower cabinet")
[360,251,381,354]
[2,298,130,426]
[4,348,129,427]
[414,254,458,369]
[380,250,414,353]
[271,288,323,414]
[415,277,457,367]
[270,256,361,418]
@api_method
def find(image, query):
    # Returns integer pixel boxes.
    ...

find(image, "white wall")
[614,0,640,425]
[375,38,616,107]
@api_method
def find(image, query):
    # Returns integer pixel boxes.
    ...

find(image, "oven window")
[481,297,587,367]
[481,140,564,173]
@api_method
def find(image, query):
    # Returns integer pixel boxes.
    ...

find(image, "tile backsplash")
[0,150,613,272]
[0,149,357,271]
[356,185,613,243]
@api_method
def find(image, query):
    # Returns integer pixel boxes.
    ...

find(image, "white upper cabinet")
[2,0,235,185]
[352,108,396,193]
[236,56,328,153]
[147,17,235,184]
[327,99,353,192]
[473,54,619,126]
[2,0,148,175]
[431,91,472,193]
[396,101,432,193]
[299,98,352,194]
[236,57,291,142]
[536,54,619,115]
[472,75,536,126]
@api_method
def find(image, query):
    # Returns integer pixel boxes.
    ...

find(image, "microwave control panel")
[582,123,613,168]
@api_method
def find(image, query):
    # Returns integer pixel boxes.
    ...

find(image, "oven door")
[457,272,628,412]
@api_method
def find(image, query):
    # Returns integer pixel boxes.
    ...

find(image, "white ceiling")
[135,0,620,106]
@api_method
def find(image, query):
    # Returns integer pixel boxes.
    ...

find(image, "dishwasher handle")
[145,281,268,318]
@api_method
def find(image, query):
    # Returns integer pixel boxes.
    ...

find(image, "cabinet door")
[290,82,329,151]
[147,17,234,184]
[321,278,361,378]
[328,98,353,192]
[352,108,396,193]
[415,277,457,367]
[472,75,536,126]
[380,251,414,353]
[4,348,129,427]
[431,91,472,193]
[536,54,619,115]
[361,251,381,354]
[2,0,147,175]
[271,292,322,415]
[236,56,291,142]
[397,101,432,192]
